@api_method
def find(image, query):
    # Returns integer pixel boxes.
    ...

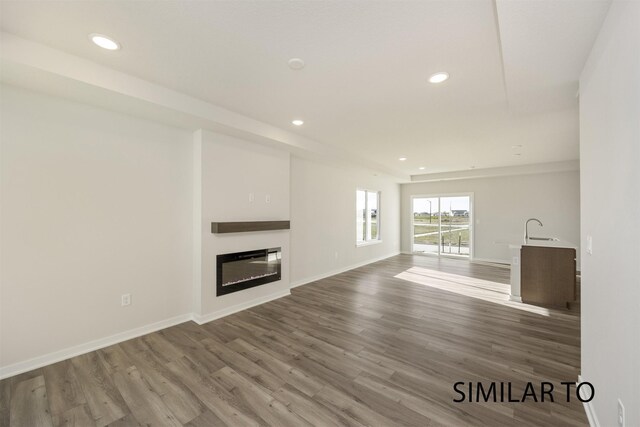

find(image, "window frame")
[409,192,474,259]
[356,189,382,246]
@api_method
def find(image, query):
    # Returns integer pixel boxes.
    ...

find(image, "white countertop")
[506,239,577,250]
[494,235,577,250]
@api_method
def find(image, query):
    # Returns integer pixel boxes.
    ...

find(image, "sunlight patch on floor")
[395,266,552,316]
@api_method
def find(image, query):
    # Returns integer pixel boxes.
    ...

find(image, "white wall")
[0,85,402,376]
[579,1,640,426]
[290,157,401,285]
[401,171,581,265]
[0,85,193,369]
[193,130,291,319]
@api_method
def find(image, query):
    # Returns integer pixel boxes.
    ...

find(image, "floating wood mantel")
[211,221,290,234]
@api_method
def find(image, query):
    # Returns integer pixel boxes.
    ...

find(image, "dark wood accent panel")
[521,246,577,308]
[211,221,290,234]
[1,255,586,426]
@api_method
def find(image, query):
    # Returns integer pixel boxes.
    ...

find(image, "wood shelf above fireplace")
[211,221,290,234]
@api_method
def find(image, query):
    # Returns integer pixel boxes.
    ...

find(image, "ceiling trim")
[491,0,511,112]
[409,160,579,183]
[0,32,409,181]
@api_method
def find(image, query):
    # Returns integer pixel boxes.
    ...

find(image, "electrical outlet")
[121,294,131,307]
[617,399,625,427]
[265,194,271,203]
[512,256,519,266]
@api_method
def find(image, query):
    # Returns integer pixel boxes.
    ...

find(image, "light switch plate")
[586,235,593,255]
[121,294,131,306]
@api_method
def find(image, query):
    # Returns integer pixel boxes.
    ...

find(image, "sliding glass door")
[411,197,440,255]
[412,195,472,258]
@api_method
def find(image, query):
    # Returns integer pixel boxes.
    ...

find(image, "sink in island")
[508,239,577,308]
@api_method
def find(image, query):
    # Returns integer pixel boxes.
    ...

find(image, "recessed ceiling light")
[429,72,449,84]
[419,166,425,170]
[513,153,522,156]
[399,157,407,161]
[288,58,305,70]
[292,119,304,126]
[511,144,523,149]
[89,33,120,50]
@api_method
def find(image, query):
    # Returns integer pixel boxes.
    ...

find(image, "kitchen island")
[508,239,577,308]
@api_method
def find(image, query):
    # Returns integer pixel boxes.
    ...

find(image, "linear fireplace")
[216,247,282,296]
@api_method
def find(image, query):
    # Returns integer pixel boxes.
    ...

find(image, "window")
[411,194,472,258]
[357,189,381,244]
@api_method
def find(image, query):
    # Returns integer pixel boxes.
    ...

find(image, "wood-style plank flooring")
[0,255,587,426]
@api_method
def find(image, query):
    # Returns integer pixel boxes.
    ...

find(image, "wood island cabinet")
[520,245,576,308]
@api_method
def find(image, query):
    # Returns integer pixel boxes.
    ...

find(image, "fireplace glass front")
[216,247,282,296]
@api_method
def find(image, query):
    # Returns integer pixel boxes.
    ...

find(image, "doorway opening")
[411,195,473,258]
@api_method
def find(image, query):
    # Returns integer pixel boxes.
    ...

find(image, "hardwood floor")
[0,255,587,426]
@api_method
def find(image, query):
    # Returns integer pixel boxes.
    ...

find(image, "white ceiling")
[0,0,610,176]
[496,0,612,114]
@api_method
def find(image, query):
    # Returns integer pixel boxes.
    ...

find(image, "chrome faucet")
[524,218,543,243]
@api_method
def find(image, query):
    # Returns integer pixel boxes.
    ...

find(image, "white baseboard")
[0,288,293,379]
[0,251,400,380]
[399,253,510,268]
[472,257,511,267]
[0,313,192,380]
[191,289,291,325]
[578,375,600,427]
[289,251,401,289]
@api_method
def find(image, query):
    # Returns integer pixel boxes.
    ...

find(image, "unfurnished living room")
[0,1,638,426]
